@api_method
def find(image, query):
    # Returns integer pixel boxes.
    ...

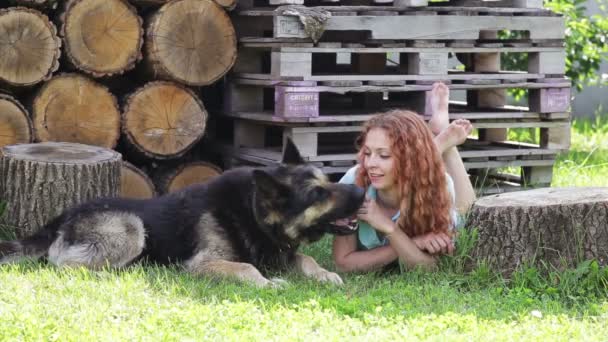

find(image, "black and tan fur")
[0,140,364,287]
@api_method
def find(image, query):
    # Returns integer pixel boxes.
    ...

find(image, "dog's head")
[252,139,365,247]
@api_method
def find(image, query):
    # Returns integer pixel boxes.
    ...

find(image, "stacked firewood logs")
[0,0,235,198]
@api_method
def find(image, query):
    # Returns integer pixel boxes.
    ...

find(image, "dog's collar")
[251,190,295,251]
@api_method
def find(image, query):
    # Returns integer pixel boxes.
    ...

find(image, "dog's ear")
[281,138,305,165]
[252,170,291,204]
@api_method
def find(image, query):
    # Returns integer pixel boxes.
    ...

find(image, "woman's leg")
[429,82,477,214]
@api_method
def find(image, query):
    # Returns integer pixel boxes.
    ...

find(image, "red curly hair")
[355,110,452,237]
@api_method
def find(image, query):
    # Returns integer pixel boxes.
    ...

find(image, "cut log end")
[62,0,143,77]
[32,74,121,149]
[474,187,608,208]
[2,141,121,164]
[0,7,61,86]
[146,0,237,85]
[123,81,207,159]
[0,94,32,148]
[160,161,222,193]
[121,161,156,199]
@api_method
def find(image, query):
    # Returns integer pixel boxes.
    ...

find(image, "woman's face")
[361,128,396,190]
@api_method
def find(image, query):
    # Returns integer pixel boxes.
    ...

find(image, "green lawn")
[1,116,608,341]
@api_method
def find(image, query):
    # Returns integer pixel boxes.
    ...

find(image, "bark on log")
[130,0,235,10]
[466,187,608,275]
[60,0,144,77]
[144,0,237,85]
[0,7,61,87]
[121,161,156,199]
[32,73,121,148]
[156,161,221,194]
[8,0,60,10]
[122,81,207,159]
[0,94,33,148]
[0,142,121,237]
[212,0,237,11]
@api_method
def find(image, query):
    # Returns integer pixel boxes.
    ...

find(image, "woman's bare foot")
[434,119,473,154]
[428,82,450,135]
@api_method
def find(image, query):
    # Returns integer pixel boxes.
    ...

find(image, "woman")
[333,82,476,272]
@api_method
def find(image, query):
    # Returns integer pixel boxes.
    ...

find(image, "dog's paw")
[314,270,344,286]
[269,277,289,288]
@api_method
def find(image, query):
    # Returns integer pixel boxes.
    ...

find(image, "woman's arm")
[355,197,438,270]
[332,234,399,273]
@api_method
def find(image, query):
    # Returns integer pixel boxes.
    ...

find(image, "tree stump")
[120,161,156,199]
[144,0,237,86]
[0,142,121,237]
[156,161,221,194]
[466,187,608,275]
[0,7,61,87]
[32,73,121,149]
[122,81,207,159]
[0,94,33,148]
[60,0,144,77]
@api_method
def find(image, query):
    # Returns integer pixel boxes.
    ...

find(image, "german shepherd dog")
[0,140,364,287]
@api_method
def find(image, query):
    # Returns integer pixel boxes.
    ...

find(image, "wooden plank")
[540,125,571,151]
[444,0,544,8]
[459,147,558,158]
[242,43,564,54]
[471,121,568,129]
[408,52,448,75]
[463,159,555,169]
[238,6,559,16]
[275,84,319,118]
[272,15,565,40]
[522,165,553,185]
[233,78,570,90]
[529,87,571,113]
[283,129,318,157]
[224,82,264,113]
[234,71,547,82]
[271,51,312,78]
[528,51,566,75]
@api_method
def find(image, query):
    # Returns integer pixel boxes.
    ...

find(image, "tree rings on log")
[61,0,144,77]
[122,81,207,159]
[32,73,121,148]
[145,0,237,85]
[0,7,61,87]
[157,161,221,193]
[0,94,33,148]
[466,187,608,275]
[121,161,156,199]
[0,142,121,237]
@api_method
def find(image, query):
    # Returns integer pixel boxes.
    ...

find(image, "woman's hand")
[357,196,395,235]
[412,232,454,255]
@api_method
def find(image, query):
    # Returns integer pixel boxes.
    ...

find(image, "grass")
[1,115,608,340]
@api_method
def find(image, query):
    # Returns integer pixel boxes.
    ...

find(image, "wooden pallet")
[215,139,557,174]
[233,44,566,82]
[233,7,564,42]
[225,78,571,119]
[237,0,544,9]
[219,110,569,157]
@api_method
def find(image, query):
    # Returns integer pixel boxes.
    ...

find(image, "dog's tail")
[0,215,63,264]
